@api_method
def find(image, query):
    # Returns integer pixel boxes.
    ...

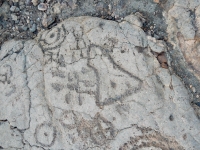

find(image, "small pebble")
[42,13,47,27]
[47,15,55,26]
[53,3,61,14]
[29,23,36,32]
[38,3,47,11]
[108,4,112,10]
[11,14,18,21]
[12,0,19,2]
[153,0,159,3]
[21,25,28,31]
[13,2,19,7]
[26,0,32,6]
[195,102,200,107]
[157,53,167,63]
[31,0,38,6]
[19,0,25,5]
[10,6,16,12]
[192,87,196,93]
[36,17,40,21]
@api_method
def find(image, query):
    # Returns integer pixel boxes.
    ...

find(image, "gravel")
[0,0,167,46]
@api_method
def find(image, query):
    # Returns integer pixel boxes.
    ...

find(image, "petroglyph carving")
[39,24,66,52]
[87,45,143,106]
[0,16,200,149]
[59,110,116,145]
[35,122,57,147]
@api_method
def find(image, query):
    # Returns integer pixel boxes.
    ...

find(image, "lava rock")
[31,0,38,6]
[29,23,36,32]
[38,3,47,11]
[10,6,19,12]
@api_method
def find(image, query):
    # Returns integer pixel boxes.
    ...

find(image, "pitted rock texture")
[0,16,200,149]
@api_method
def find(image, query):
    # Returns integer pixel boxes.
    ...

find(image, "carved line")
[39,24,67,53]
[87,44,143,107]
[34,122,57,147]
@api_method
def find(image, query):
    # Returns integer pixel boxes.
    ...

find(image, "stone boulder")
[0,15,199,149]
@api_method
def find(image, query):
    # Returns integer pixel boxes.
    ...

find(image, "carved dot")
[35,123,56,147]
[50,33,55,38]
[39,25,66,51]
[169,114,174,121]
[121,50,125,53]
[99,22,105,28]
[44,132,48,136]
[110,81,117,88]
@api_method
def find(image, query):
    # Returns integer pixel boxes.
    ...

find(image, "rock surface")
[164,0,200,115]
[0,15,200,149]
[1,0,200,102]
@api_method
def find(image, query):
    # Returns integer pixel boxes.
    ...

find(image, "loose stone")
[38,3,47,11]
[29,23,36,32]
[10,6,19,12]
[32,0,38,6]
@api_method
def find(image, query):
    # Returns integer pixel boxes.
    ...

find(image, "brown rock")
[153,0,159,3]
[157,53,167,63]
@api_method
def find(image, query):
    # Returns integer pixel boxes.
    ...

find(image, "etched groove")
[34,122,57,147]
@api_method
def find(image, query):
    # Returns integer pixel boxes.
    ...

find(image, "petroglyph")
[0,15,200,149]
[58,110,116,145]
[35,122,57,147]
[119,125,184,150]
[39,24,67,52]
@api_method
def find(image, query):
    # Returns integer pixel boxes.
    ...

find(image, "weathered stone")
[30,23,37,32]
[0,15,199,149]
[166,0,200,105]
[147,36,166,53]
[32,0,38,6]
[38,3,48,11]
[0,1,10,17]
[154,0,159,3]
[10,6,19,12]
[124,14,143,27]
[0,121,23,148]
[11,14,18,21]
[53,3,61,14]
[168,5,195,40]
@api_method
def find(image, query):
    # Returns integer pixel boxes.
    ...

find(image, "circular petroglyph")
[39,24,66,51]
[35,122,56,147]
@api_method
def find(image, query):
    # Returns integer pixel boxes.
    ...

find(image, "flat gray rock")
[0,15,200,149]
